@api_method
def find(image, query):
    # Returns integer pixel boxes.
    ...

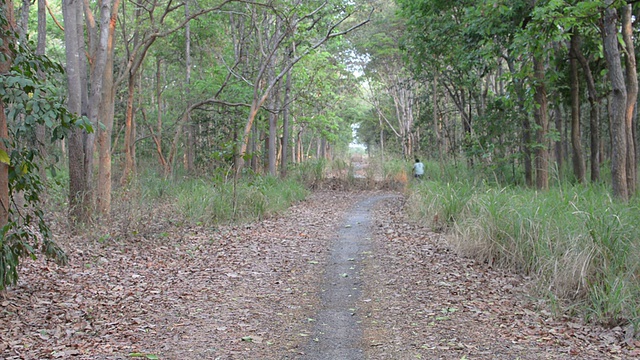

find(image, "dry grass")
[406,180,640,327]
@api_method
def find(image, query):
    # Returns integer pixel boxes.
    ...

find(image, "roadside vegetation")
[405,159,640,330]
[44,166,308,245]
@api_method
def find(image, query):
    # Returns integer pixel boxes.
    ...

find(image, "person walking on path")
[413,158,424,179]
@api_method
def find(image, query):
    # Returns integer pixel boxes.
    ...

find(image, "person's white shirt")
[413,161,424,176]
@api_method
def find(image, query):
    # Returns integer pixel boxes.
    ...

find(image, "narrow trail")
[302,195,399,359]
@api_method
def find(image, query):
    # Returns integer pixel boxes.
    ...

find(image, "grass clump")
[292,159,327,188]
[175,175,308,224]
[407,180,640,328]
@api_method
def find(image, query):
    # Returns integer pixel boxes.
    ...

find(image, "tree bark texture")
[622,4,637,196]
[121,73,137,183]
[280,67,292,178]
[95,1,119,216]
[553,104,564,177]
[36,0,48,181]
[433,74,444,172]
[185,0,195,173]
[87,0,120,216]
[603,2,628,200]
[267,81,280,176]
[17,0,30,40]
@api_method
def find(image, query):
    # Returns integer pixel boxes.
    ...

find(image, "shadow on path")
[300,194,400,360]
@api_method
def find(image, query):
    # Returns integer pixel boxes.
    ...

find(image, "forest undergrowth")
[405,161,640,335]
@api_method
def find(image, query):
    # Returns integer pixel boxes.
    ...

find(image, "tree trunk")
[0,1,15,226]
[433,74,444,173]
[603,2,628,200]
[95,2,119,216]
[77,0,91,204]
[17,0,30,40]
[96,53,115,216]
[569,32,586,183]
[91,0,120,217]
[119,6,142,184]
[553,104,565,177]
[153,59,170,177]
[36,0,47,181]
[250,124,259,173]
[268,88,279,176]
[533,55,549,190]
[280,68,292,178]
[121,74,137,183]
[296,127,303,163]
[185,0,195,173]
[573,33,601,183]
[63,0,90,222]
[622,4,637,196]
[266,15,282,177]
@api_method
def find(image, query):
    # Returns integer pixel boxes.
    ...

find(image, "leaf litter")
[0,191,637,359]
[1,191,357,359]
[362,196,639,359]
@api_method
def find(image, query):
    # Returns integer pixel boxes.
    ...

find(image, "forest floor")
[1,188,640,359]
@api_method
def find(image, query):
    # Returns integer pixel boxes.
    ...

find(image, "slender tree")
[62,0,90,221]
[621,4,637,196]
[95,0,120,216]
[572,34,602,183]
[36,0,48,181]
[569,31,586,183]
[602,0,628,200]
[185,0,195,173]
[0,0,15,228]
[533,55,549,190]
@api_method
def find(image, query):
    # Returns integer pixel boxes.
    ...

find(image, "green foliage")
[292,159,327,188]
[394,0,611,187]
[175,176,308,224]
[407,175,640,327]
[0,26,84,289]
[406,178,476,229]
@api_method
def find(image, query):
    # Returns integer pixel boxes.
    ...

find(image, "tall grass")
[174,175,308,224]
[407,177,640,327]
[291,159,327,188]
[364,156,409,189]
[46,167,308,239]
